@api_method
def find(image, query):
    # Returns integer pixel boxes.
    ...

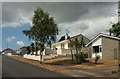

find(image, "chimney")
[65,33,68,40]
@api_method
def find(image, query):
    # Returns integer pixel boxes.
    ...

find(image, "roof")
[51,40,69,46]
[86,33,120,47]
[70,34,82,39]
[16,46,27,51]
[2,48,15,52]
[51,33,90,46]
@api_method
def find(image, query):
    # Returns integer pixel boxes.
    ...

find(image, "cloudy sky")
[1,1,118,50]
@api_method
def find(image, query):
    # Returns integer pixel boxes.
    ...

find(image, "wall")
[91,37,102,58]
[24,54,43,61]
[51,41,69,49]
[61,49,76,54]
[44,49,57,55]
[92,38,102,46]
[102,37,119,59]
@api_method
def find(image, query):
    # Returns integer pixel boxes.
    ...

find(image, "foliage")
[107,1,120,37]
[95,55,100,64]
[107,22,120,37]
[69,40,74,62]
[23,8,59,63]
[30,42,35,55]
[111,70,117,74]
[26,46,31,54]
[118,1,120,16]
[69,36,85,54]
[74,52,86,64]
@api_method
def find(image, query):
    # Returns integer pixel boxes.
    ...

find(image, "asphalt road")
[2,56,68,77]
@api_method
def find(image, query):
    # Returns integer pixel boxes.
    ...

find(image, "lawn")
[44,57,118,69]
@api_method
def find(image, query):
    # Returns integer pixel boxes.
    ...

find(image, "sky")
[0,1,118,51]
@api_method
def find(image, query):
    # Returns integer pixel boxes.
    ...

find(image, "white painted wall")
[92,37,102,58]
[92,52,102,58]
[55,42,68,49]
[92,38,102,46]
[57,49,62,54]
[64,42,68,49]
[23,54,44,61]
[56,44,61,49]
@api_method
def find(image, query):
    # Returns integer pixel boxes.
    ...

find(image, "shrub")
[111,70,117,74]
[74,52,86,64]
[95,55,100,64]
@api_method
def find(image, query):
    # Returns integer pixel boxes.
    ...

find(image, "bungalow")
[2,48,17,56]
[16,46,27,55]
[86,33,120,60]
[51,33,90,55]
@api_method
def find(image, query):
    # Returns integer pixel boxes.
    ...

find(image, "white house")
[86,33,120,59]
[51,33,90,55]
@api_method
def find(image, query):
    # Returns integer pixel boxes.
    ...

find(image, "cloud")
[6,36,16,42]
[17,41,25,46]
[2,2,118,40]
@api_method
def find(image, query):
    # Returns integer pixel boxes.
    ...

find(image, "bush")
[74,52,86,64]
[95,55,100,64]
[111,70,117,74]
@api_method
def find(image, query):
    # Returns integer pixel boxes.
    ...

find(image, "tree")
[23,8,59,63]
[70,36,85,54]
[107,22,120,37]
[26,46,31,55]
[79,36,85,52]
[69,39,74,62]
[107,1,120,37]
[30,42,35,55]
[70,38,80,54]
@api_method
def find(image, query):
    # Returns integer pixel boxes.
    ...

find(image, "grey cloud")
[2,2,118,40]
[2,2,117,24]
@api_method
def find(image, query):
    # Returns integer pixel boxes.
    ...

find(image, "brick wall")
[102,37,119,59]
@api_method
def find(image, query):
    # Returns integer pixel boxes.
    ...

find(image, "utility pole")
[6,41,8,48]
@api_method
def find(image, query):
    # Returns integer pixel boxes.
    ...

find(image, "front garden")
[44,54,118,69]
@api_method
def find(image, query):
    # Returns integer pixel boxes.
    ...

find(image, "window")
[93,46,99,53]
[53,45,56,49]
[100,45,102,52]
[83,44,86,48]
[61,43,65,49]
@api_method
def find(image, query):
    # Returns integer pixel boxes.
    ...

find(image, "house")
[16,46,27,55]
[0,51,2,55]
[86,33,120,60]
[2,48,17,56]
[51,33,90,55]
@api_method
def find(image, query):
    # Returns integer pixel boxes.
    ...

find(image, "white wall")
[92,52,102,58]
[56,44,61,49]
[92,38,102,46]
[64,42,68,49]
[24,54,43,61]
[91,37,102,58]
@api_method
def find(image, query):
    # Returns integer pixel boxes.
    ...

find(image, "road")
[2,56,68,77]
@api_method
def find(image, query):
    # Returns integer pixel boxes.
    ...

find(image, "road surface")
[2,56,68,77]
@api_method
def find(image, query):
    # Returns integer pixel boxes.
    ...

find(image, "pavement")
[59,66,119,77]
[2,56,68,77]
[45,62,119,77]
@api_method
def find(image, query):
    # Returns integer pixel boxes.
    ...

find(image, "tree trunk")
[35,50,38,56]
[76,45,78,53]
[40,50,42,64]
[70,48,73,62]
